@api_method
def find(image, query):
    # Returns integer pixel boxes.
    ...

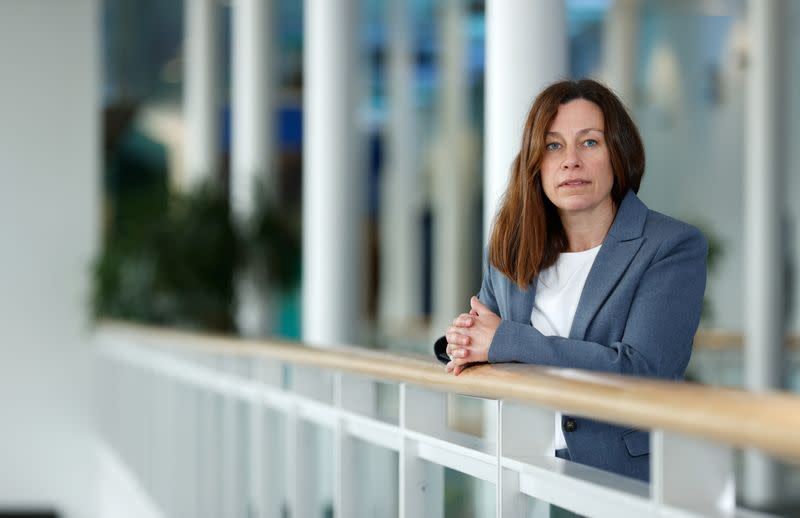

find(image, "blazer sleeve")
[433,250,501,364]
[477,249,501,315]
[488,227,708,379]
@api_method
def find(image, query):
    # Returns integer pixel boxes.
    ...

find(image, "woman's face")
[540,99,615,219]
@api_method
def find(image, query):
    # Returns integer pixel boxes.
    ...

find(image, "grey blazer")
[434,190,708,481]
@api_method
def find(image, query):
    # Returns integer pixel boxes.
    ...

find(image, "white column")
[431,0,480,335]
[231,0,274,218]
[183,0,220,190]
[601,0,639,106]
[378,0,422,330]
[483,0,567,241]
[231,0,276,337]
[743,0,785,507]
[481,5,567,512]
[303,0,362,346]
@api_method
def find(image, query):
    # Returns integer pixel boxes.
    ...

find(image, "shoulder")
[641,208,708,260]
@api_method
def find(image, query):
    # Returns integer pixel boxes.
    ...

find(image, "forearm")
[488,320,663,377]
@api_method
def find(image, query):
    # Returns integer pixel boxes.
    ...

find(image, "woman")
[433,79,707,482]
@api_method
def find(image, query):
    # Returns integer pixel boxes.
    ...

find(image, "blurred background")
[1,0,799,516]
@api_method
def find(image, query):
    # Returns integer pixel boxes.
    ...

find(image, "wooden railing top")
[96,321,800,463]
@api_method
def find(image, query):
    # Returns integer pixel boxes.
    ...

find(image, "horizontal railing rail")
[95,320,795,518]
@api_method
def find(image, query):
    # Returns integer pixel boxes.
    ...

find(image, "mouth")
[559,179,591,188]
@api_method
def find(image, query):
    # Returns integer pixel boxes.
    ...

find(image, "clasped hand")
[445,296,501,376]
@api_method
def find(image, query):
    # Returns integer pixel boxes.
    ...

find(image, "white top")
[530,244,602,450]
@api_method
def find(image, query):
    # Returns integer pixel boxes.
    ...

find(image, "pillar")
[743,0,786,507]
[483,0,567,242]
[379,0,422,331]
[430,0,480,336]
[601,0,639,106]
[231,0,275,337]
[183,0,220,190]
[302,1,362,344]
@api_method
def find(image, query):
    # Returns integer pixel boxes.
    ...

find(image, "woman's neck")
[559,202,617,252]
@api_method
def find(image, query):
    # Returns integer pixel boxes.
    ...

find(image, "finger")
[451,316,474,328]
[446,347,469,359]
[455,313,475,327]
[444,343,469,360]
[449,355,470,367]
[470,295,490,315]
[454,365,464,376]
[446,329,471,346]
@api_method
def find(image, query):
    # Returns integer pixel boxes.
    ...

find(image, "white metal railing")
[95,322,792,518]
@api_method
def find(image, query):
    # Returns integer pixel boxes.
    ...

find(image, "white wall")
[0,1,99,517]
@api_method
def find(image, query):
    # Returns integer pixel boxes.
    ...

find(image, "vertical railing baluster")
[237,358,251,518]
[651,429,735,515]
[180,357,196,518]
[199,354,219,518]
[187,353,200,518]
[286,404,313,517]
[249,366,266,518]
[496,400,524,518]
[288,366,330,517]
[333,372,370,517]
[166,369,178,516]
[221,356,241,517]
[257,359,283,518]
[194,353,210,518]
[399,384,444,518]
[144,365,155,502]
[151,363,164,509]
[152,366,164,512]
[496,400,555,518]
[212,355,225,518]
[333,415,355,517]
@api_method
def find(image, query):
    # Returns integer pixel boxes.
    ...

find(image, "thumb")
[470,295,488,315]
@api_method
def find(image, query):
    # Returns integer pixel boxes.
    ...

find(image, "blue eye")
[583,139,598,148]
[545,142,561,151]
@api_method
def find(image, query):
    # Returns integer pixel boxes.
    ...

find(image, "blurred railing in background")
[690,331,800,391]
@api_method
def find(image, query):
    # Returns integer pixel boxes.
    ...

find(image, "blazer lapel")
[569,191,648,340]
[569,237,642,339]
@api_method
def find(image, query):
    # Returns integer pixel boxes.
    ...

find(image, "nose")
[561,148,581,170]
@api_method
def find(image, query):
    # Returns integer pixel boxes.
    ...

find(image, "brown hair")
[488,79,645,288]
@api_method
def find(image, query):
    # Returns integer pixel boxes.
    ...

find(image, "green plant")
[94,173,304,333]
[94,182,241,331]
[244,180,302,293]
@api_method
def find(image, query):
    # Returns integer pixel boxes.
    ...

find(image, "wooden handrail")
[378,320,800,351]
[96,320,800,463]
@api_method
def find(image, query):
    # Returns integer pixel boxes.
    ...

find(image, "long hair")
[488,79,645,289]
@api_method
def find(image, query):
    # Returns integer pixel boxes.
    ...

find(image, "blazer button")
[563,418,577,433]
